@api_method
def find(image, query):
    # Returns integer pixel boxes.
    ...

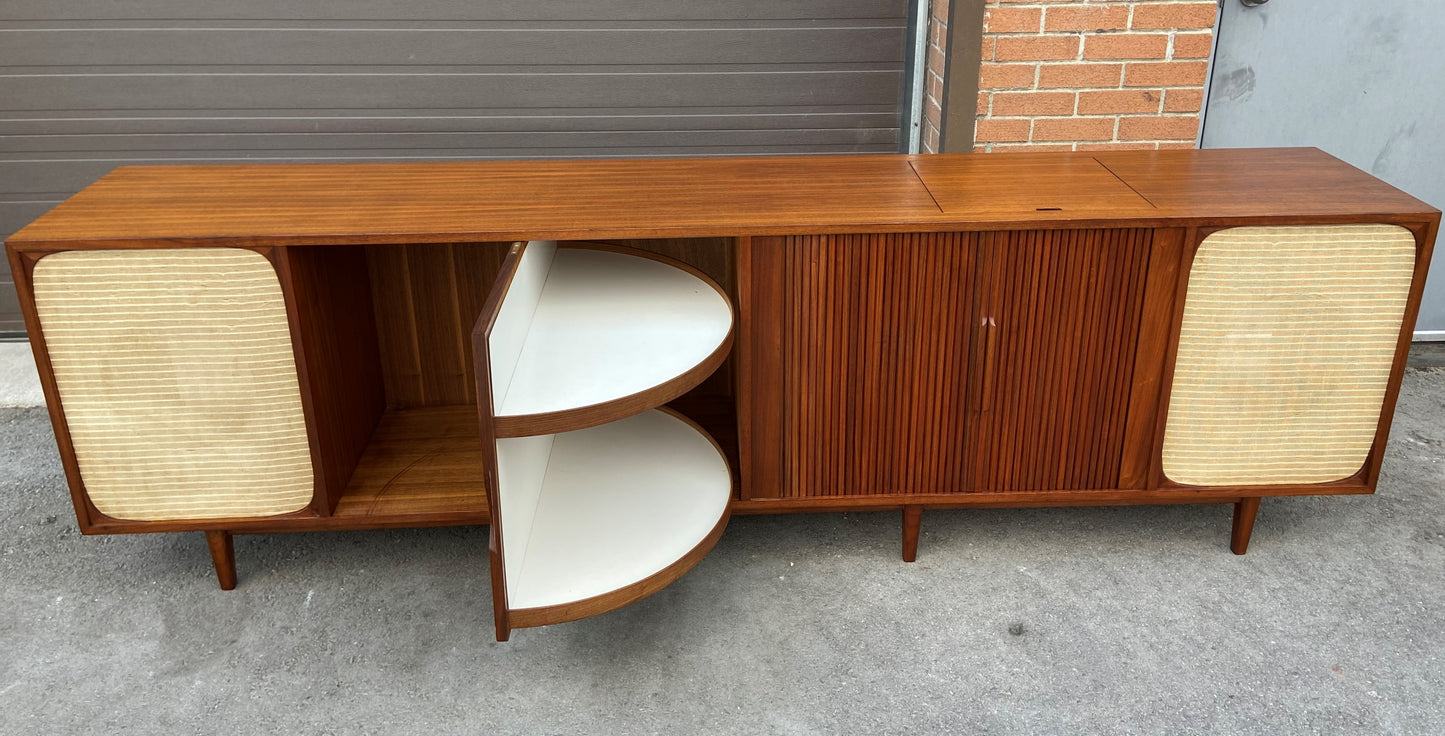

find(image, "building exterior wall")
[923,0,953,153]
[923,0,1218,153]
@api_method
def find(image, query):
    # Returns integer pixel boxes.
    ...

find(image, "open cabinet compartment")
[279,238,738,531]
[279,244,492,526]
[476,241,736,640]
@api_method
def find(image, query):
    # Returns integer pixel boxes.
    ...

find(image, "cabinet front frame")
[7,211,1439,529]
[5,242,331,534]
[1146,217,1439,497]
[732,214,1440,512]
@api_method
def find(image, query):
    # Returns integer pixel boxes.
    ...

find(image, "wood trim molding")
[728,482,1371,515]
[6,246,95,532]
[472,241,527,642]
[1118,228,1185,489]
[1365,218,1438,487]
[737,236,786,500]
[10,244,332,534]
[1151,224,1430,492]
[509,506,731,630]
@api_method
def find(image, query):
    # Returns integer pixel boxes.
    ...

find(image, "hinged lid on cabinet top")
[909,152,1158,223]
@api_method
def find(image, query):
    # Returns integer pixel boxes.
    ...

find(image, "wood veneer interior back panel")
[367,242,512,409]
[1162,225,1417,486]
[368,239,737,409]
[31,248,313,521]
[779,232,975,497]
[280,246,387,510]
[965,229,1153,491]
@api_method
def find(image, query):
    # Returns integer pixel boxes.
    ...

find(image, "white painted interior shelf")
[483,241,736,633]
[489,244,732,422]
[495,409,731,610]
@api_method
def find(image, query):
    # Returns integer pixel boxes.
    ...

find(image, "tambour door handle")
[975,316,999,413]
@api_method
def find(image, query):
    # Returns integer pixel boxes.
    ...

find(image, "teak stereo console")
[6,149,1437,640]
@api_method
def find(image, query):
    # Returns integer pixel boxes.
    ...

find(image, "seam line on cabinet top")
[1093,157,1159,209]
[905,160,946,214]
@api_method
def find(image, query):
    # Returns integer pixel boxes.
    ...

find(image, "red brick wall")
[922,0,951,153]
[923,0,1218,153]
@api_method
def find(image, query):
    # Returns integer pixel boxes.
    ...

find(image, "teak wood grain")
[7,156,946,245]
[737,236,785,500]
[69,403,493,536]
[769,232,976,497]
[1117,228,1186,489]
[5,148,1441,597]
[279,245,387,512]
[332,405,489,520]
[8,149,1435,250]
[1360,220,1438,490]
[1092,149,1439,223]
[366,242,512,409]
[964,228,1152,492]
[909,153,1157,221]
[470,241,524,641]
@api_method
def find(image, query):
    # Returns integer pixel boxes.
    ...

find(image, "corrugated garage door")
[0,0,913,336]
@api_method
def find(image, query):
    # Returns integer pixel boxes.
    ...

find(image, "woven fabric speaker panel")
[1162,225,1416,486]
[32,249,314,521]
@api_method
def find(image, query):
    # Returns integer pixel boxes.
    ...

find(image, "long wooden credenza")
[6,148,1437,640]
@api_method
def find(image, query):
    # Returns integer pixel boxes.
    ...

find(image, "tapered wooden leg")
[205,530,237,590]
[1231,497,1261,555]
[902,505,923,562]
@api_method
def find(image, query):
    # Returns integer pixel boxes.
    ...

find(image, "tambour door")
[962,229,1154,492]
[741,233,976,498]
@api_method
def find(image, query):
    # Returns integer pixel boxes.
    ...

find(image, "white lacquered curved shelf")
[489,245,733,437]
[495,409,732,618]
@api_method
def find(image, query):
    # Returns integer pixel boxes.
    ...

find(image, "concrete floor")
[1,347,1443,734]
[0,341,44,408]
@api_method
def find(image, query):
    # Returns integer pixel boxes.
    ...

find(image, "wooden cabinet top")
[7,148,1437,249]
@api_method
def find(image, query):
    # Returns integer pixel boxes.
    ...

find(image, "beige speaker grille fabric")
[33,249,314,521]
[1162,225,1415,486]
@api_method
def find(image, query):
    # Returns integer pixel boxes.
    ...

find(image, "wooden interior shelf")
[332,406,488,522]
[489,243,733,438]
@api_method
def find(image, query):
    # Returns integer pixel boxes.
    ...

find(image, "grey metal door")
[0,1,914,337]
[1202,0,1445,339]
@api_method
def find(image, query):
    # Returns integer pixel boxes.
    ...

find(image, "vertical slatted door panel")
[30,248,313,521]
[780,233,974,497]
[1162,225,1417,486]
[965,229,1153,492]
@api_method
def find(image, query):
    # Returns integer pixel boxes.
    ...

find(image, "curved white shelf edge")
[495,409,732,611]
[489,244,732,421]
